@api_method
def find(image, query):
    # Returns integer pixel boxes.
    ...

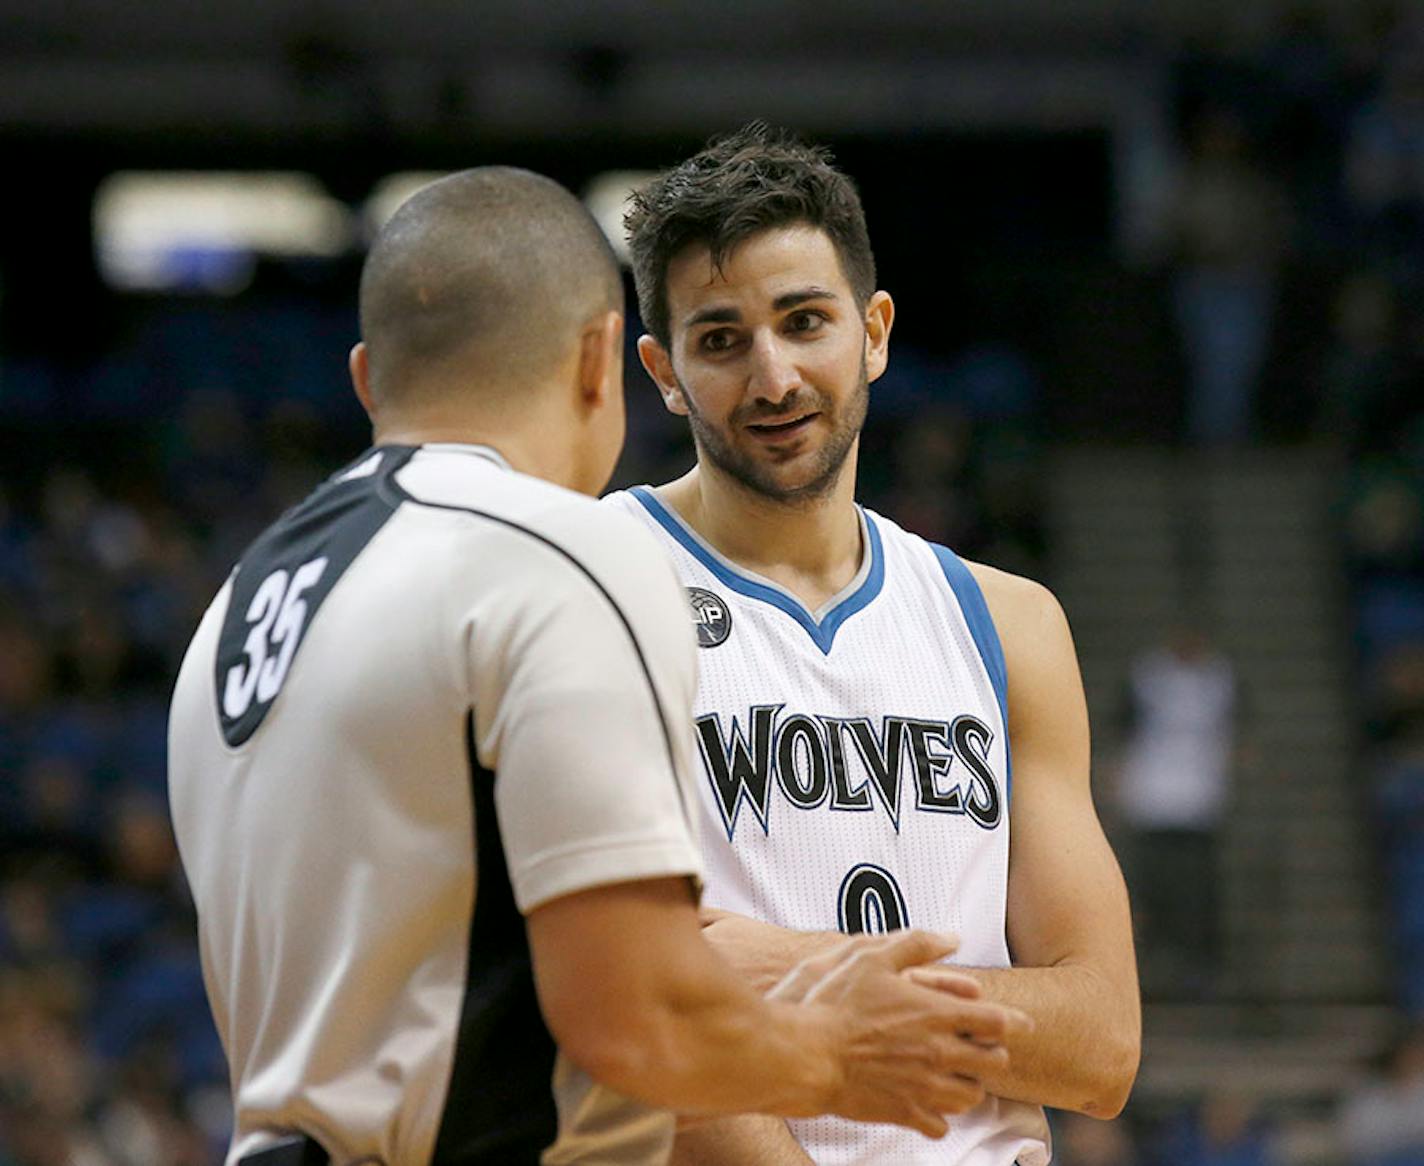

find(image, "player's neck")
[658,457,863,612]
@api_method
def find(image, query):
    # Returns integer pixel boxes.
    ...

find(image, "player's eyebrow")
[686,304,742,328]
[684,286,840,330]
[772,287,838,311]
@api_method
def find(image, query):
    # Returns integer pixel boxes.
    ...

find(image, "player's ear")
[637,334,689,416]
[349,342,377,420]
[863,291,894,384]
[577,309,624,408]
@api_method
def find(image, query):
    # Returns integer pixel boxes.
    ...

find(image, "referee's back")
[168,442,703,1164]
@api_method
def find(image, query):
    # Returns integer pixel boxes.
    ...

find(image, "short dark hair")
[625,122,876,347]
[360,166,622,403]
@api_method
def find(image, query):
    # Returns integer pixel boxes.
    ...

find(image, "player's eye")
[785,310,826,335]
[699,328,739,353]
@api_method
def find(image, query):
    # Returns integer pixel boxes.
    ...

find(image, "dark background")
[2,3,1423,1164]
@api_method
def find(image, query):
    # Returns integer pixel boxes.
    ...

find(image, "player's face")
[642,226,892,503]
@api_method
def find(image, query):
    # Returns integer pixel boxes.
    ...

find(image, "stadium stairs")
[1049,446,1396,1161]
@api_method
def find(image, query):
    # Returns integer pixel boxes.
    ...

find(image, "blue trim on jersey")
[629,485,883,656]
[930,544,1011,796]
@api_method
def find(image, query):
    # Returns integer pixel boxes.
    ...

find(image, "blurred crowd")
[5,5,1424,1165]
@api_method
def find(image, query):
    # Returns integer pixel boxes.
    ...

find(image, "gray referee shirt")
[168,443,704,1165]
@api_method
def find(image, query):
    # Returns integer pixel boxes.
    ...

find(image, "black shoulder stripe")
[377,466,692,827]
[214,446,418,747]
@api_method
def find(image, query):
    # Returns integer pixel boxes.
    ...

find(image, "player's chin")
[754,465,838,502]
[743,432,824,471]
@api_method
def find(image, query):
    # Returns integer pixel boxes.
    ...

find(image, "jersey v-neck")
[629,484,885,656]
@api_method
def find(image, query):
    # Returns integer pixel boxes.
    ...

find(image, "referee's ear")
[349,342,377,422]
[576,310,624,408]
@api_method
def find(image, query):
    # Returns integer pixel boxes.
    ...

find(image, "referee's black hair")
[625,121,876,347]
[360,167,623,404]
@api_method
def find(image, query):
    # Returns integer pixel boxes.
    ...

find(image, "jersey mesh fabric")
[605,489,1050,1166]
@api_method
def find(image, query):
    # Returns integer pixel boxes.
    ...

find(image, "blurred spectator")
[879,404,984,551]
[1317,272,1413,447]
[1376,719,1424,1014]
[158,388,266,540]
[0,486,36,596]
[1167,106,1291,445]
[1337,1023,1424,1165]
[1345,17,1424,277]
[1256,6,1352,216]
[1157,1093,1281,1166]
[1054,1111,1139,1166]
[1117,621,1242,998]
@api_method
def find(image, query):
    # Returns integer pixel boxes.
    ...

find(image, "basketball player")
[608,125,1141,1164]
[167,168,1029,1166]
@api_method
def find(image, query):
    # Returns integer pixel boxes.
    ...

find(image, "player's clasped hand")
[767,930,1033,1140]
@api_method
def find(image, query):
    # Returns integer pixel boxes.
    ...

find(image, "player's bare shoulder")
[963,560,1063,630]
[959,557,1089,765]
[960,559,1078,677]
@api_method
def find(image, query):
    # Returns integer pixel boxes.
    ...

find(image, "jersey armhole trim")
[929,543,1011,798]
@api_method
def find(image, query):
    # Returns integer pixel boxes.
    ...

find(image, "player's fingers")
[938,1073,989,1112]
[870,928,959,971]
[992,1003,1035,1039]
[909,1070,985,1120]
[933,997,1034,1042]
[905,966,983,999]
[903,1105,949,1140]
[936,1038,1011,1081]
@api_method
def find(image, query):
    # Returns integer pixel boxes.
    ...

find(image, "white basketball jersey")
[605,486,1051,1166]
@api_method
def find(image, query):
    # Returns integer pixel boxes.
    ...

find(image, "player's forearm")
[672,1115,814,1165]
[701,912,1138,1115]
[953,963,1139,1117]
[574,983,838,1118]
[700,911,842,994]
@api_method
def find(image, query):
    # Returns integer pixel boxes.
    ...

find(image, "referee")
[167,168,1022,1166]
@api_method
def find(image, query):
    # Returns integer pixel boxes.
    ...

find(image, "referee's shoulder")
[397,454,667,578]
[480,478,682,617]
[520,486,672,582]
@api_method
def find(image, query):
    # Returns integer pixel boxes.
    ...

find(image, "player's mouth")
[745,413,819,442]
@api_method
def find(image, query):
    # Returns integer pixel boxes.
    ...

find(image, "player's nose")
[745,330,801,404]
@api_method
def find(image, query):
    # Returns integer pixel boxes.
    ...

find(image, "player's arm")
[527,879,1017,1131]
[942,564,1140,1117]
[669,1115,813,1165]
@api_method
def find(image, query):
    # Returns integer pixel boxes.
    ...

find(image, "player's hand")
[769,930,1032,1139]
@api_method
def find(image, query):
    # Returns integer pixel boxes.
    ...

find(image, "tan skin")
[638,226,1141,1163]
[348,309,629,496]
[347,306,1031,1138]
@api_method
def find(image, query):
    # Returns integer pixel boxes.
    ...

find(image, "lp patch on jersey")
[686,587,732,648]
